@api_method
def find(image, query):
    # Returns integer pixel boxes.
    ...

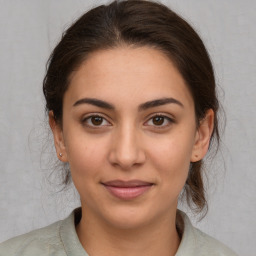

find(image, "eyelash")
[81,114,110,128]
[145,114,175,128]
[81,113,175,129]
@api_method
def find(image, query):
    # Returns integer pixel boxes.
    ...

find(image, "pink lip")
[102,180,153,200]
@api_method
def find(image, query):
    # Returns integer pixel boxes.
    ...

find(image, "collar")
[59,207,197,256]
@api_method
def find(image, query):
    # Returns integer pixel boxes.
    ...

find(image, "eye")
[145,114,174,128]
[82,114,111,128]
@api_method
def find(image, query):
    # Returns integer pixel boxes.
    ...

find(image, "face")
[50,46,213,229]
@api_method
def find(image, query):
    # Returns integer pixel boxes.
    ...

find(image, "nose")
[108,124,146,170]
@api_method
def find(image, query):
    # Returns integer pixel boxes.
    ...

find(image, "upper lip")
[102,180,153,187]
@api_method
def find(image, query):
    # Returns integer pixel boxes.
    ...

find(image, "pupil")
[92,116,103,125]
[153,116,164,125]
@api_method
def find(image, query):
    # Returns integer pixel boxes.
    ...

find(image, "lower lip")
[103,185,152,200]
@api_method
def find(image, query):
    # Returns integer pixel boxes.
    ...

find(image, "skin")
[50,46,214,256]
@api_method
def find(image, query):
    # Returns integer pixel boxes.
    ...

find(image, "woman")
[0,0,238,255]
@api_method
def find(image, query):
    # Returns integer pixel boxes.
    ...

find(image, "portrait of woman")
[0,0,255,255]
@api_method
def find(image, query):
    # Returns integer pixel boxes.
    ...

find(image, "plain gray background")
[0,0,255,255]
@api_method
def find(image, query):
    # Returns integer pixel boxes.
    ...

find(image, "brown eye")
[152,116,164,125]
[145,114,174,128]
[82,115,111,128]
[91,116,103,126]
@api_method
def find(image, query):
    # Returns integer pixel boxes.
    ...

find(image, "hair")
[43,0,220,214]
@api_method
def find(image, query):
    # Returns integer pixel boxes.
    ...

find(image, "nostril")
[108,146,146,170]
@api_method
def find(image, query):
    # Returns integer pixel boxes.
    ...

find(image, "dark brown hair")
[43,0,220,214]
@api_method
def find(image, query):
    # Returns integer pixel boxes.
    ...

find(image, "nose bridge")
[109,120,145,169]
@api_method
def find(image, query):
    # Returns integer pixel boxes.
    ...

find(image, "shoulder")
[192,227,238,256]
[176,210,239,256]
[0,219,64,256]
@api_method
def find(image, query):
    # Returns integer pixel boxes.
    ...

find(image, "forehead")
[66,46,194,109]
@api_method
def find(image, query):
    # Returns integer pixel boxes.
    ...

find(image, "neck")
[76,207,181,256]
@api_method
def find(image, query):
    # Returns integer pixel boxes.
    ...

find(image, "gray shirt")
[0,208,238,256]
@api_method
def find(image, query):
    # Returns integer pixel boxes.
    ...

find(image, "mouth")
[101,180,154,200]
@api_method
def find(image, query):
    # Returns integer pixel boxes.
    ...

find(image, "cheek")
[64,133,107,184]
[146,132,194,190]
[65,139,107,207]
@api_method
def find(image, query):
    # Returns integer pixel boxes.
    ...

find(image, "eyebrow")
[73,97,184,110]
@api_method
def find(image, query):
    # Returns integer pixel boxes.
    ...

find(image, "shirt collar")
[60,207,196,256]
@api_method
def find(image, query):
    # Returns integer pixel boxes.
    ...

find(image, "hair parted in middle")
[43,0,220,215]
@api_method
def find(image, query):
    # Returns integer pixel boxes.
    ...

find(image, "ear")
[49,111,68,162]
[190,109,214,162]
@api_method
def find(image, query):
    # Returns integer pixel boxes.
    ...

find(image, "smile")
[102,180,154,200]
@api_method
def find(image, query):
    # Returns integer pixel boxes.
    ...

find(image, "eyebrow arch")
[138,97,184,111]
[73,97,184,110]
[73,98,114,109]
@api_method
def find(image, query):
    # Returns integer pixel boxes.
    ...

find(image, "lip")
[102,180,154,200]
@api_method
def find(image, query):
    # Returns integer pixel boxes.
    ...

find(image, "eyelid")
[81,113,112,128]
[144,113,175,127]
[80,112,175,129]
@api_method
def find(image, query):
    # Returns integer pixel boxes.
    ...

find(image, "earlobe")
[190,109,214,162]
[49,111,68,162]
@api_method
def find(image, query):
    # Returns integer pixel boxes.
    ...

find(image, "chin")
[101,204,153,230]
